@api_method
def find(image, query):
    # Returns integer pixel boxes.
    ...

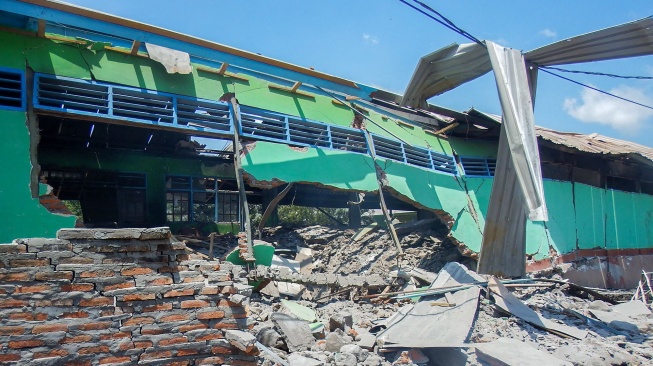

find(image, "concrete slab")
[271,312,314,352]
[475,338,572,366]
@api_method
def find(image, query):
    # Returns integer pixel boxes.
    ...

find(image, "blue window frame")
[0,67,25,111]
[460,157,497,177]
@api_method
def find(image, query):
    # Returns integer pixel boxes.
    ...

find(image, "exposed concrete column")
[348,192,361,229]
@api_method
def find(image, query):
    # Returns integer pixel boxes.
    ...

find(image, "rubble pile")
[238,224,653,366]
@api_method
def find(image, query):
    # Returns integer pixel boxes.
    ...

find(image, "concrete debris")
[244,225,653,365]
[144,43,192,74]
[225,329,259,354]
[271,312,315,352]
[475,337,572,366]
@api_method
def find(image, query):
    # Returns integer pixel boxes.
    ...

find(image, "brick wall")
[0,227,257,365]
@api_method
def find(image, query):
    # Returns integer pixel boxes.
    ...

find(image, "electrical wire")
[540,68,653,111]
[410,0,485,46]
[541,66,653,80]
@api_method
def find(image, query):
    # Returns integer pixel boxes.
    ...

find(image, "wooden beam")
[428,122,459,136]
[104,45,148,58]
[196,65,249,82]
[258,183,294,240]
[130,40,141,54]
[37,19,46,37]
[290,81,302,93]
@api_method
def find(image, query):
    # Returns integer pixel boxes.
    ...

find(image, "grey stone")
[271,312,314,352]
[334,352,357,366]
[287,354,323,366]
[329,311,353,332]
[257,326,284,348]
[554,341,640,366]
[476,338,572,366]
[340,344,367,362]
[356,330,377,350]
[225,329,257,353]
[587,300,611,312]
[325,329,352,352]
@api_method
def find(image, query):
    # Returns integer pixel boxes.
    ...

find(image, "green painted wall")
[39,147,234,226]
[242,141,653,259]
[0,110,76,243]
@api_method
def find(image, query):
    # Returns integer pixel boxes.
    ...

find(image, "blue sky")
[63,0,653,147]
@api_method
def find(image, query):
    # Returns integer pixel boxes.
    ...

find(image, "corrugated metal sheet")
[525,17,653,66]
[401,43,490,108]
[536,127,653,163]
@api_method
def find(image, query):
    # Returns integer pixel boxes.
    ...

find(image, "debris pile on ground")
[229,223,653,365]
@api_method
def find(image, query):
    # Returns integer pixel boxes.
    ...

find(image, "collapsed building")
[1,0,653,288]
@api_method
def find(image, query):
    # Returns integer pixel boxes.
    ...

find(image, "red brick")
[33,323,68,334]
[143,304,173,312]
[78,346,109,355]
[217,299,240,307]
[160,314,189,322]
[79,269,115,278]
[0,299,27,308]
[211,346,233,355]
[230,361,257,366]
[141,328,167,335]
[197,311,225,320]
[79,297,113,307]
[65,361,92,366]
[181,300,209,309]
[118,342,134,351]
[10,258,49,267]
[0,244,26,253]
[197,357,226,365]
[78,321,111,330]
[123,316,154,326]
[163,288,194,297]
[149,277,173,285]
[213,322,239,330]
[61,283,94,292]
[0,326,24,335]
[103,281,134,291]
[9,312,47,321]
[183,275,205,283]
[0,272,29,281]
[134,341,153,349]
[8,339,45,348]
[99,331,130,340]
[200,287,220,295]
[34,349,69,359]
[195,333,223,342]
[121,267,154,276]
[140,350,172,360]
[158,336,188,346]
[179,324,207,332]
[61,335,93,344]
[177,349,199,357]
[123,293,156,301]
[0,354,21,362]
[61,310,89,319]
[35,271,73,281]
[159,266,186,273]
[35,299,73,306]
[59,257,94,265]
[99,356,131,364]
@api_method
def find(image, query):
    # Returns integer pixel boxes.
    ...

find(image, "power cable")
[540,68,653,111]
[541,66,653,80]
[410,0,485,46]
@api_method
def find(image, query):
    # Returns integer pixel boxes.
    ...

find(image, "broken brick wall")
[0,227,256,365]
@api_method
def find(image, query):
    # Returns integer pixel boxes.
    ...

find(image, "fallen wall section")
[0,227,256,365]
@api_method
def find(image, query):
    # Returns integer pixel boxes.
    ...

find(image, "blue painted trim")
[459,156,497,177]
[0,0,376,100]
[0,66,26,111]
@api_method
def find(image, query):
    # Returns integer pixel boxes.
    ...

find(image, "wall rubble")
[0,227,256,365]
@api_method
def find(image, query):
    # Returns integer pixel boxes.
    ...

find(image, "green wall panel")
[574,183,606,250]
[0,111,76,242]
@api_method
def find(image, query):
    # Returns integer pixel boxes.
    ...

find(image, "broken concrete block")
[309,322,326,339]
[476,338,572,366]
[256,326,284,348]
[288,353,322,366]
[224,329,258,354]
[334,351,357,366]
[356,330,377,351]
[281,299,317,322]
[271,312,314,352]
[340,344,367,362]
[325,328,352,352]
[392,349,429,365]
[329,311,353,332]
